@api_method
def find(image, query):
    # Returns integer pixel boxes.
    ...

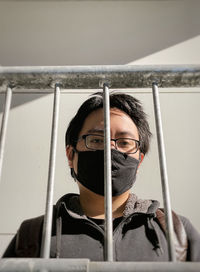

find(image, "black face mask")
[72,149,140,196]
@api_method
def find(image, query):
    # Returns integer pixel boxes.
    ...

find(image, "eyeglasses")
[77,134,140,154]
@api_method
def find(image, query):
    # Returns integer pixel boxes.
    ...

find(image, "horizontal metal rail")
[0,65,200,90]
[0,259,200,272]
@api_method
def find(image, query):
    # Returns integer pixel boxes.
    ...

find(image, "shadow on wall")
[0,1,200,111]
[0,1,199,66]
[0,93,51,114]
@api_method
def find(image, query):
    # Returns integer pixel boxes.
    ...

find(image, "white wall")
[0,0,200,256]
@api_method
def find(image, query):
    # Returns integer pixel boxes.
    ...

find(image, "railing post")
[152,83,176,261]
[103,84,113,262]
[0,87,12,183]
[40,84,60,258]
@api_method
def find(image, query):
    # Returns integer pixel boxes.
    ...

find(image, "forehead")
[79,107,139,138]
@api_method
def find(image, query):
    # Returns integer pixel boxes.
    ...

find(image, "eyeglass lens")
[85,135,138,154]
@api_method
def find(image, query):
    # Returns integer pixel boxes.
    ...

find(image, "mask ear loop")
[139,151,142,162]
[70,148,78,180]
[138,139,141,162]
[70,168,76,179]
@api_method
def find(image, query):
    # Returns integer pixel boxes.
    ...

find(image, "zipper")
[77,212,155,237]
[84,218,105,236]
[60,197,155,238]
[113,212,154,236]
[84,212,154,237]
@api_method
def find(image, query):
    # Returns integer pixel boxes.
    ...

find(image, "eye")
[86,135,104,149]
[90,137,103,144]
[117,139,132,147]
[88,135,103,143]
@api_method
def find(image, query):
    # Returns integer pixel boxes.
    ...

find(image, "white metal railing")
[40,84,61,258]
[1,259,200,272]
[0,65,200,271]
[0,65,200,90]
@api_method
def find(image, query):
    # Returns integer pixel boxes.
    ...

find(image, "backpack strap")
[15,215,44,257]
[156,208,188,261]
[15,206,57,257]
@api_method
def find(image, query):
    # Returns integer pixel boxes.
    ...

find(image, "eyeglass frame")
[76,134,140,154]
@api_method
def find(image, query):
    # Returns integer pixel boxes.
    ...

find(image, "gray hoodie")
[3,193,200,261]
[49,193,200,261]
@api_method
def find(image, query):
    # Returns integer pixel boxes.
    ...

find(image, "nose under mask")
[72,149,140,196]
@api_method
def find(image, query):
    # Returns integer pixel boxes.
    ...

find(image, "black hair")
[65,92,152,155]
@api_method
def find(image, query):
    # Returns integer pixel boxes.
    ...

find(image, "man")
[3,92,200,260]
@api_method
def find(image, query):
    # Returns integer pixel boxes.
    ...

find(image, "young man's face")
[67,107,143,174]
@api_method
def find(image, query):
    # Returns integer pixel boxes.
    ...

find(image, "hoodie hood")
[55,193,160,219]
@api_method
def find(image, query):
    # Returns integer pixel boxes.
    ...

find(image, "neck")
[79,189,130,219]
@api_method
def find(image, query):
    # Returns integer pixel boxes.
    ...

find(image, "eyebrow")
[116,131,137,139]
[86,129,137,139]
[87,128,104,134]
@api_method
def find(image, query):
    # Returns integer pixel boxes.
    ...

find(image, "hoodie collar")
[56,193,160,219]
[123,194,159,217]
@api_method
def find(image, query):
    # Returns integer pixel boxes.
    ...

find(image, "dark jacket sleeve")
[2,235,17,257]
[180,216,200,261]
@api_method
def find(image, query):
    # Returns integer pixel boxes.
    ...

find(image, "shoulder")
[179,215,200,240]
[18,215,44,232]
[15,215,44,257]
[2,215,45,258]
[179,215,200,261]
[2,235,17,257]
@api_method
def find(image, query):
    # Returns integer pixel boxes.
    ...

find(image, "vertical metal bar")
[0,87,12,183]
[40,84,60,258]
[152,83,176,262]
[103,84,113,262]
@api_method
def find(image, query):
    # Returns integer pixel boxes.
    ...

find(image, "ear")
[66,145,75,168]
[138,152,144,168]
